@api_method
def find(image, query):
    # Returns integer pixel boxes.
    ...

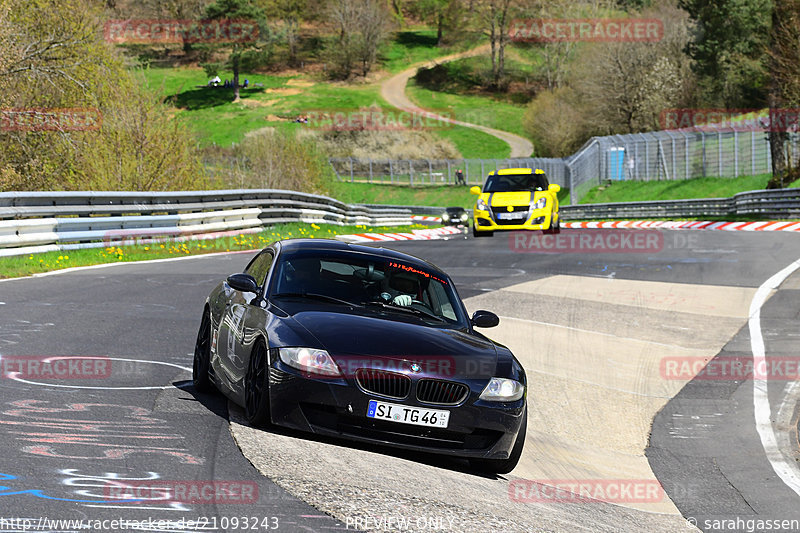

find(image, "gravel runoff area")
[229,405,690,533]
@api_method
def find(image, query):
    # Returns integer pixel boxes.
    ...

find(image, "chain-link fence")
[328,157,568,188]
[329,127,800,205]
[564,128,800,204]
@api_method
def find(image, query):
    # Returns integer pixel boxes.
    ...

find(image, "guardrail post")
[369,159,373,182]
[427,159,433,183]
[446,160,451,184]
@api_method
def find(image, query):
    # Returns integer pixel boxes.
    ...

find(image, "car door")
[216,250,274,391]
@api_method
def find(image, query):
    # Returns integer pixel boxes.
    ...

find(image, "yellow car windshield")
[484,174,548,192]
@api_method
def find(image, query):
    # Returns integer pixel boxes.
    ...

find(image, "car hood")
[483,191,533,207]
[287,310,498,380]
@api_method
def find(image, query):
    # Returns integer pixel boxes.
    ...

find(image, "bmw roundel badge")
[410,363,422,373]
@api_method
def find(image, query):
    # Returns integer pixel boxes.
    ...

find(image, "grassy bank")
[577,174,799,204]
[328,181,571,209]
[0,222,429,279]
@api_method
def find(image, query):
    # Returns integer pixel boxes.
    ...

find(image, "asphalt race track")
[0,228,799,533]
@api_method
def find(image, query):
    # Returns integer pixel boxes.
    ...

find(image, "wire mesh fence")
[563,128,799,204]
[328,126,800,205]
[328,157,568,188]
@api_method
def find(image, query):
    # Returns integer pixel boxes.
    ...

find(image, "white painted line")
[749,257,800,497]
[496,315,688,349]
[0,356,191,390]
[0,249,256,284]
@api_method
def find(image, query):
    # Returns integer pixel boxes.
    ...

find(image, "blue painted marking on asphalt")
[0,472,141,503]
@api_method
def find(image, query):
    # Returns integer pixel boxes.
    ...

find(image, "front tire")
[245,341,271,427]
[472,225,493,238]
[470,406,527,475]
[192,310,215,393]
[543,216,561,235]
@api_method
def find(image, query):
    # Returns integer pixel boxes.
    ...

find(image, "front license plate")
[367,400,450,428]
[497,212,526,220]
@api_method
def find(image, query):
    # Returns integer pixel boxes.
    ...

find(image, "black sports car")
[193,239,527,473]
[441,207,469,227]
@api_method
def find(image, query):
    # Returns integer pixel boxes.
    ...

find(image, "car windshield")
[269,250,467,326]
[483,173,548,192]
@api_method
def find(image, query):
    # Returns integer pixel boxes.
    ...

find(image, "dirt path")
[380,45,534,158]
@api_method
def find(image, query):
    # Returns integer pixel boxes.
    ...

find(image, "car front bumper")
[473,208,556,232]
[267,360,525,460]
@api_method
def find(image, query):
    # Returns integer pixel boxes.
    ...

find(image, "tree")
[0,0,204,191]
[262,0,308,65]
[204,0,266,101]
[415,0,460,45]
[680,0,771,107]
[568,3,694,134]
[474,0,517,90]
[523,87,588,157]
[326,0,390,79]
[523,0,613,91]
[766,0,800,188]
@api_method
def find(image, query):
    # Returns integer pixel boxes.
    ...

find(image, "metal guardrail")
[0,190,414,257]
[561,188,800,221]
[2,187,797,257]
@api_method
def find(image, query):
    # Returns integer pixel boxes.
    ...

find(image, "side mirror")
[227,273,259,294]
[470,186,482,195]
[471,310,499,328]
[548,184,561,193]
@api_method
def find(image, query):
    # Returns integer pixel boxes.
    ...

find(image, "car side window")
[245,251,274,287]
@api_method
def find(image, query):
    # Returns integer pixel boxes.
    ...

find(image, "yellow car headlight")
[532,197,547,210]
[476,198,489,212]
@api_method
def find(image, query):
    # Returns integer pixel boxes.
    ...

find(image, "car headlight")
[442,213,450,221]
[460,213,468,221]
[476,198,489,212]
[532,197,547,210]
[279,347,342,377]
[479,377,524,401]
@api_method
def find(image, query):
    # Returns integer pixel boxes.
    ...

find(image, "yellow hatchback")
[471,168,561,237]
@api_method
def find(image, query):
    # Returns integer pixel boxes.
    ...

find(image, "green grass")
[379,30,485,74]
[577,174,786,204]
[435,125,511,159]
[0,222,430,279]
[140,66,392,147]
[327,182,570,209]
[406,77,531,158]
